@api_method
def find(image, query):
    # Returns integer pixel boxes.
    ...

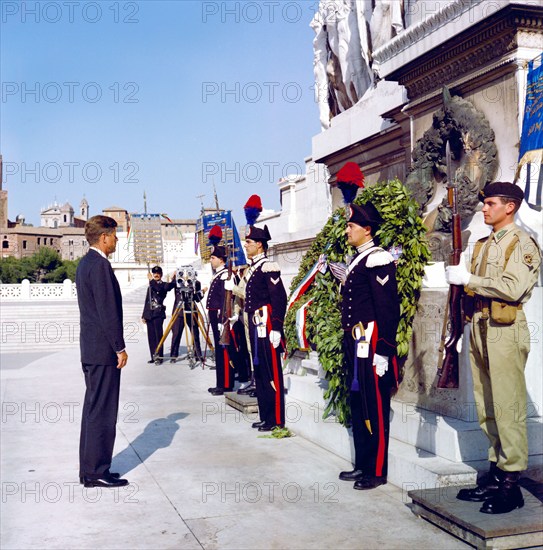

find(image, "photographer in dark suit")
[76,215,129,488]
[142,266,174,364]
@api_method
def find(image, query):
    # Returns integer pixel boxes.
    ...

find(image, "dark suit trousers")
[146,317,164,359]
[79,363,121,478]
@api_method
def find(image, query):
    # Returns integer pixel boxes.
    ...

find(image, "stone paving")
[0,332,471,549]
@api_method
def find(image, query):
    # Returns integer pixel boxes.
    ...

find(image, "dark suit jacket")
[76,249,125,365]
[142,279,174,321]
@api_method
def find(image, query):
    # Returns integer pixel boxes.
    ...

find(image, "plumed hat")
[347,202,383,227]
[479,182,524,203]
[337,162,364,204]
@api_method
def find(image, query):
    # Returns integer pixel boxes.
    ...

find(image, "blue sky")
[1,0,320,227]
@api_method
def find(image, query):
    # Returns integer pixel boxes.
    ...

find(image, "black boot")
[480,471,524,514]
[457,462,501,502]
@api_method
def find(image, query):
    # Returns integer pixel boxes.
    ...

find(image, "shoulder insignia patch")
[270,276,280,285]
[262,261,281,273]
[366,249,394,268]
[376,274,389,286]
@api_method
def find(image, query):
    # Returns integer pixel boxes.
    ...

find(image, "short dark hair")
[85,215,117,245]
[497,196,522,214]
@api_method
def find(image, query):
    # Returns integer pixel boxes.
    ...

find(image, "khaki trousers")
[469,310,530,471]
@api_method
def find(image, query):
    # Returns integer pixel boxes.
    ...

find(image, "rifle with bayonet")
[219,240,233,346]
[437,141,462,389]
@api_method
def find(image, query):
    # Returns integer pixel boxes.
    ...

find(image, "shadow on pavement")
[113,412,189,476]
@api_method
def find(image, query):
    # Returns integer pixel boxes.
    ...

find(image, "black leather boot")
[457,462,501,502]
[480,471,524,514]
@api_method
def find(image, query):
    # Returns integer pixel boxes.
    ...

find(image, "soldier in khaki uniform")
[446,182,541,514]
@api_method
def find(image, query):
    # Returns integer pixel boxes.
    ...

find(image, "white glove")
[269,330,281,349]
[456,335,463,353]
[228,314,239,324]
[373,354,389,377]
[218,323,223,333]
[445,262,471,286]
[224,278,235,291]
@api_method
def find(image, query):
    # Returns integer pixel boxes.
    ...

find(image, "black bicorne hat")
[347,202,383,227]
[210,245,227,260]
[246,224,271,242]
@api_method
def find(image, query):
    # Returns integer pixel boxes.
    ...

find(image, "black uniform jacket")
[244,256,287,333]
[76,249,125,365]
[340,247,400,358]
[142,279,174,321]
[206,267,228,312]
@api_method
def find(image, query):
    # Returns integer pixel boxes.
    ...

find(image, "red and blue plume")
[244,194,262,226]
[336,162,364,204]
[208,224,222,245]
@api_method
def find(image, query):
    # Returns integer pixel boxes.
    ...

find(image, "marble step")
[284,374,543,489]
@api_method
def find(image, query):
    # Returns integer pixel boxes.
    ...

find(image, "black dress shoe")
[258,424,283,432]
[80,472,121,484]
[147,360,154,364]
[339,469,364,481]
[208,387,218,393]
[155,359,163,365]
[237,383,255,395]
[210,388,225,396]
[252,420,266,429]
[83,474,128,488]
[170,358,177,364]
[353,475,387,490]
[248,390,257,398]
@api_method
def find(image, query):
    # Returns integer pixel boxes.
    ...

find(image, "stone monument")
[284,0,543,488]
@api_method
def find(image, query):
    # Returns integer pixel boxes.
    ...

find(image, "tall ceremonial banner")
[196,210,246,266]
[517,52,543,211]
[130,213,164,264]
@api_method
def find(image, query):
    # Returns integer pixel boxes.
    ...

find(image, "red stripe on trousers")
[223,348,230,388]
[371,324,386,477]
[266,316,282,426]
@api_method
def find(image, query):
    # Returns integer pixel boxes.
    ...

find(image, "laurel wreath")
[284,178,431,426]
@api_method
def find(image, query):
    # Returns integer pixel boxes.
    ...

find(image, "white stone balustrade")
[0,279,76,301]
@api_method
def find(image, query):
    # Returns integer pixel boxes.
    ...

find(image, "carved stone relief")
[405,87,499,260]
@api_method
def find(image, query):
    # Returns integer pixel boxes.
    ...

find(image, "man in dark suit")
[76,215,129,488]
[142,266,174,364]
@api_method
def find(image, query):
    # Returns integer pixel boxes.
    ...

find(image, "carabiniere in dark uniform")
[339,202,400,491]
[243,224,287,431]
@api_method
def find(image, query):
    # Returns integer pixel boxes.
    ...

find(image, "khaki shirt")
[467,222,541,303]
